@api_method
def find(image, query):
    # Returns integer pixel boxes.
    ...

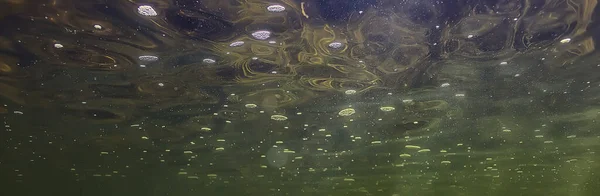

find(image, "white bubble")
[203,58,216,64]
[54,43,63,48]
[93,24,102,30]
[267,5,286,12]
[139,55,158,62]
[338,108,355,116]
[270,115,288,121]
[137,5,157,16]
[560,38,571,43]
[328,42,343,49]
[344,89,357,95]
[252,30,271,40]
[229,41,245,47]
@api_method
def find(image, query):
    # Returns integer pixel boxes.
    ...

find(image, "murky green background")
[1,0,599,195]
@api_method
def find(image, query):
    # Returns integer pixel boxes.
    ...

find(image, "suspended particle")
[229,41,245,47]
[502,129,512,133]
[399,154,411,158]
[380,106,395,112]
[467,34,474,38]
[338,108,355,116]
[440,83,450,87]
[200,127,212,132]
[344,89,357,95]
[203,58,216,64]
[93,24,102,30]
[139,55,158,62]
[54,43,64,48]
[499,61,508,65]
[271,115,288,121]
[252,30,271,40]
[441,160,452,164]
[328,42,343,49]
[245,103,258,108]
[137,5,157,16]
[267,5,286,12]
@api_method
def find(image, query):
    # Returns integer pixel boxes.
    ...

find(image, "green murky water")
[1,0,600,195]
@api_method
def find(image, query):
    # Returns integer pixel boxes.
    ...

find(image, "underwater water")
[1,0,600,195]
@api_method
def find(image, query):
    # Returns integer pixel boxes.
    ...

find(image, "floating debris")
[441,161,452,164]
[203,58,216,64]
[338,108,356,116]
[328,42,343,49]
[417,149,431,153]
[343,178,355,182]
[229,41,245,47]
[502,129,512,133]
[267,5,286,12]
[379,106,395,112]
[54,43,63,48]
[399,154,411,158]
[270,115,288,121]
[344,89,357,95]
[405,145,421,149]
[245,103,257,108]
[560,38,571,43]
[138,55,158,62]
[252,30,271,40]
[137,5,157,16]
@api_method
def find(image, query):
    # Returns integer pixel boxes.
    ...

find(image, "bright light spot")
[418,149,431,153]
[229,41,244,47]
[467,34,474,38]
[203,58,216,64]
[441,160,452,164]
[157,83,164,87]
[54,43,63,48]
[93,24,102,30]
[271,115,288,121]
[502,129,512,133]
[267,5,286,12]
[338,108,356,116]
[344,89,357,95]
[139,55,158,62]
[500,61,508,65]
[379,106,395,112]
[560,38,571,43]
[137,5,157,16]
[440,83,450,87]
[252,30,271,40]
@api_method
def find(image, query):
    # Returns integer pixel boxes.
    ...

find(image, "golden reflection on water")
[0,0,600,195]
